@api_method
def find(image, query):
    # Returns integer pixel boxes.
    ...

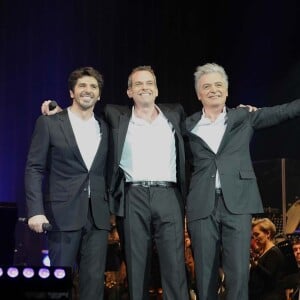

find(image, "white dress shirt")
[68,107,101,171]
[191,107,227,188]
[120,106,177,182]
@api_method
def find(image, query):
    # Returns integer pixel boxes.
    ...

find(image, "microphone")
[49,100,58,111]
[18,217,53,232]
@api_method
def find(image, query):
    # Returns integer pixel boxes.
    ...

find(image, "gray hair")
[194,63,228,93]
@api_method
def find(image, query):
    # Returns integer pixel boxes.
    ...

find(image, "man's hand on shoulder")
[41,100,62,115]
[238,104,259,112]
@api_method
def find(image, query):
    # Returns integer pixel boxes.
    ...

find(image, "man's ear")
[69,90,74,99]
[127,88,132,98]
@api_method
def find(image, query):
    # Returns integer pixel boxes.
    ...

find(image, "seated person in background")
[249,218,287,300]
[286,237,300,300]
[293,238,300,269]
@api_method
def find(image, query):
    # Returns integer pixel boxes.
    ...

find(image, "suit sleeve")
[250,99,300,129]
[24,116,50,217]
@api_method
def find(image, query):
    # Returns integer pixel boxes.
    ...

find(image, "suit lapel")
[217,108,236,154]
[90,116,106,171]
[185,111,202,132]
[161,106,180,133]
[118,110,131,164]
[58,110,87,169]
[158,104,186,195]
[186,111,213,152]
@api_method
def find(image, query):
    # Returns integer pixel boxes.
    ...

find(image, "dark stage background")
[1,1,300,261]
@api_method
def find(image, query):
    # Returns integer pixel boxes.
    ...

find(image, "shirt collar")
[68,107,95,123]
[200,106,227,124]
[131,105,162,125]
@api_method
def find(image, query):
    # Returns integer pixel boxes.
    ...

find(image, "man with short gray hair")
[185,62,300,300]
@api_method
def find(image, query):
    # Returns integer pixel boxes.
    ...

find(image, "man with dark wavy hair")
[41,65,189,300]
[25,67,110,300]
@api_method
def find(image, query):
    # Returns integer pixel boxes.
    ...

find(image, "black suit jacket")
[185,99,300,222]
[25,109,110,231]
[104,103,186,217]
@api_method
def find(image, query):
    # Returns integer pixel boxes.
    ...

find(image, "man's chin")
[79,103,95,110]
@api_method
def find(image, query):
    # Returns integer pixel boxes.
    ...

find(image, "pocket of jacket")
[239,170,256,179]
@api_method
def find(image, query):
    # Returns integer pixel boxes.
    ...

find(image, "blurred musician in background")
[249,218,287,300]
[286,237,300,300]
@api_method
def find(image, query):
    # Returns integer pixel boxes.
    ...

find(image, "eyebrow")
[203,81,224,85]
[133,80,154,85]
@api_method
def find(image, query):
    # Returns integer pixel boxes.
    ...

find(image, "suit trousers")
[188,191,252,300]
[122,184,189,300]
[47,210,109,300]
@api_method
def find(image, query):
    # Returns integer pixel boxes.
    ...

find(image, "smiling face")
[127,70,158,108]
[196,72,228,109]
[69,75,100,111]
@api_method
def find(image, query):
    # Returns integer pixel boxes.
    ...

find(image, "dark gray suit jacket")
[185,99,300,222]
[104,103,186,217]
[25,109,110,231]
